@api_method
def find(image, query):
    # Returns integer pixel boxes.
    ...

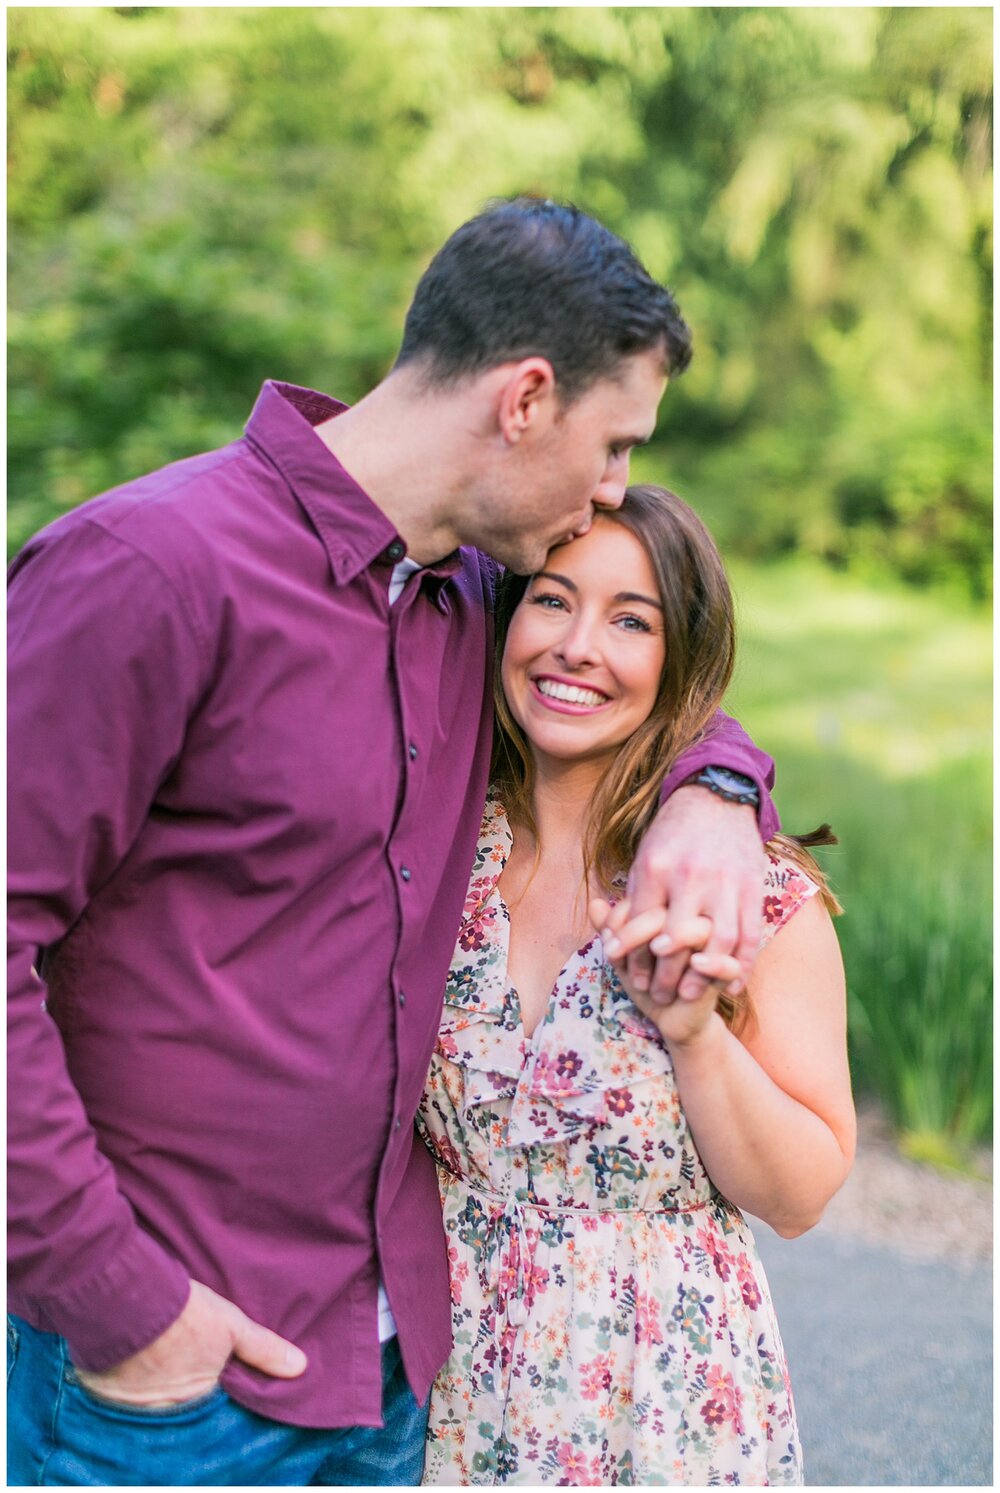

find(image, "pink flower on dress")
[707,1365,735,1399]
[555,1442,592,1483]
[533,1049,585,1098]
[696,1223,736,1281]
[458,880,498,950]
[462,876,496,917]
[706,1366,746,1435]
[446,1245,469,1303]
[634,1290,664,1346]
[497,1257,520,1298]
[525,1262,550,1307]
[578,1352,613,1401]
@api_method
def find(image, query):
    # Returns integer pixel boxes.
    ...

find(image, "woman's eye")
[530,592,567,610]
[616,614,652,633]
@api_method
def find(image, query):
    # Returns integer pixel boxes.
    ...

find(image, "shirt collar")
[243,380,462,599]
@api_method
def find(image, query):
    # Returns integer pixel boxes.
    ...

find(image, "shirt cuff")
[659,742,781,843]
[28,1229,191,1372]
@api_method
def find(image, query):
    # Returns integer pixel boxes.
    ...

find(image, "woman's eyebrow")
[615,591,663,610]
[532,570,576,590]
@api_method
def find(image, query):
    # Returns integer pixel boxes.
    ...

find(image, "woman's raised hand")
[589,897,742,1048]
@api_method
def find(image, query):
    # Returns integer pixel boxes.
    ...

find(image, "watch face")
[708,767,755,790]
[698,767,759,805]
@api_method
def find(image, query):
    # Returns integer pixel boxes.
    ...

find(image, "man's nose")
[593,453,629,511]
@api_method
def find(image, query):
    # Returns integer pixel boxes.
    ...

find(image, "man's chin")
[485,539,550,576]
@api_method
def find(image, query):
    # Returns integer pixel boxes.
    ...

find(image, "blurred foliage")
[7,6,993,596]
[727,557,992,1154]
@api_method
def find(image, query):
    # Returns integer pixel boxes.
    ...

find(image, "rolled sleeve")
[7,521,204,1366]
[661,709,780,841]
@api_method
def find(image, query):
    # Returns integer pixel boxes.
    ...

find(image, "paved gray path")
[751,1221,992,1486]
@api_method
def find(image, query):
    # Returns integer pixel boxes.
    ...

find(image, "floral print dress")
[418,797,818,1487]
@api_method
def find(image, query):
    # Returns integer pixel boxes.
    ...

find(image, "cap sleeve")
[760,854,820,948]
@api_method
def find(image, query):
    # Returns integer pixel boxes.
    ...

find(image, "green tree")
[8,7,992,596]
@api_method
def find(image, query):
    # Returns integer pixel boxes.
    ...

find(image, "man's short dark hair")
[394,198,693,401]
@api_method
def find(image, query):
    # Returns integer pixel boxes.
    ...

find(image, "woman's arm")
[592,893,856,1237]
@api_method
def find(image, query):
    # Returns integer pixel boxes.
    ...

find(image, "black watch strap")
[693,765,761,809]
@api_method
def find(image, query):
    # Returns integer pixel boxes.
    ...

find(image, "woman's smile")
[530,675,612,712]
[502,517,666,772]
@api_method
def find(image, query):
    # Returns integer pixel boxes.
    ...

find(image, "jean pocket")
[6,1316,20,1385]
[63,1364,226,1423]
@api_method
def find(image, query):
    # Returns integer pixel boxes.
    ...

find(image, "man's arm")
[8,523,199,1367]
[659,708,778,839]
[8,522,305,1396]
[624,709,778,1003]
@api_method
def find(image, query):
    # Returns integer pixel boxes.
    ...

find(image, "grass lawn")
[723,559,992,1160]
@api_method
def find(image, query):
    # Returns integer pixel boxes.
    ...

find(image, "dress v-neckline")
[483,794,617,1039]
[493,880,597,1044]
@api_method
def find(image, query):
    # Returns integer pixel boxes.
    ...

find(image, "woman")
[418,486,855,1486]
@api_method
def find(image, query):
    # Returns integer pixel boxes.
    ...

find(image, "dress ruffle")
[509,951,675,1148]
[437,796,823,1156]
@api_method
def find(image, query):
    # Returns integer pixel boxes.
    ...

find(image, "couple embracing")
[8,198,854,1487]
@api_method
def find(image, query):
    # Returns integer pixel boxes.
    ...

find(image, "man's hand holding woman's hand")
[590,896,741,1050]
[74,1279,307,1409]
[623,785,767,1004]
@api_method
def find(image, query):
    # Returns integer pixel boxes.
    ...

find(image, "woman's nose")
[554,615,600,668]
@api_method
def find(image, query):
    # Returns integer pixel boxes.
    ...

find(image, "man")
[8,199,777,1485]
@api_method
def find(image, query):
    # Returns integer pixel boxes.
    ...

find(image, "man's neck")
[313,370,479,566]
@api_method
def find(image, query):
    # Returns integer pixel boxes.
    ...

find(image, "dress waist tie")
[436,1166,721,1484]
[440,1169,717,1366]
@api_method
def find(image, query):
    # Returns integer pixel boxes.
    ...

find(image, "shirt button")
[400,866,412,882]
[398,991,407,1008]
[408,743,418,761]
[387,540,405,562]
[394,1117,401,1131]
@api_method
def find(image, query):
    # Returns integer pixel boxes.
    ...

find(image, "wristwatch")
[692,765,760,810]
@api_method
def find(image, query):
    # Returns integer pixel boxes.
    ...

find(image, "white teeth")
[537,679,607,707]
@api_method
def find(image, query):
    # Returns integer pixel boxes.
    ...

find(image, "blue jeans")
[7,1316,428,1486]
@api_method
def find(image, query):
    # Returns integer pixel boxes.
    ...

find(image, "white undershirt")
[376,1283,398,1344]
[377,554,424,1342]
[388,554,421,605]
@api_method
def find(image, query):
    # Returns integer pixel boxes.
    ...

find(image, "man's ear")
[496,358,558,446]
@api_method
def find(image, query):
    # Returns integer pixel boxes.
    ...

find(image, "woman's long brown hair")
[491,484,841,1034]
